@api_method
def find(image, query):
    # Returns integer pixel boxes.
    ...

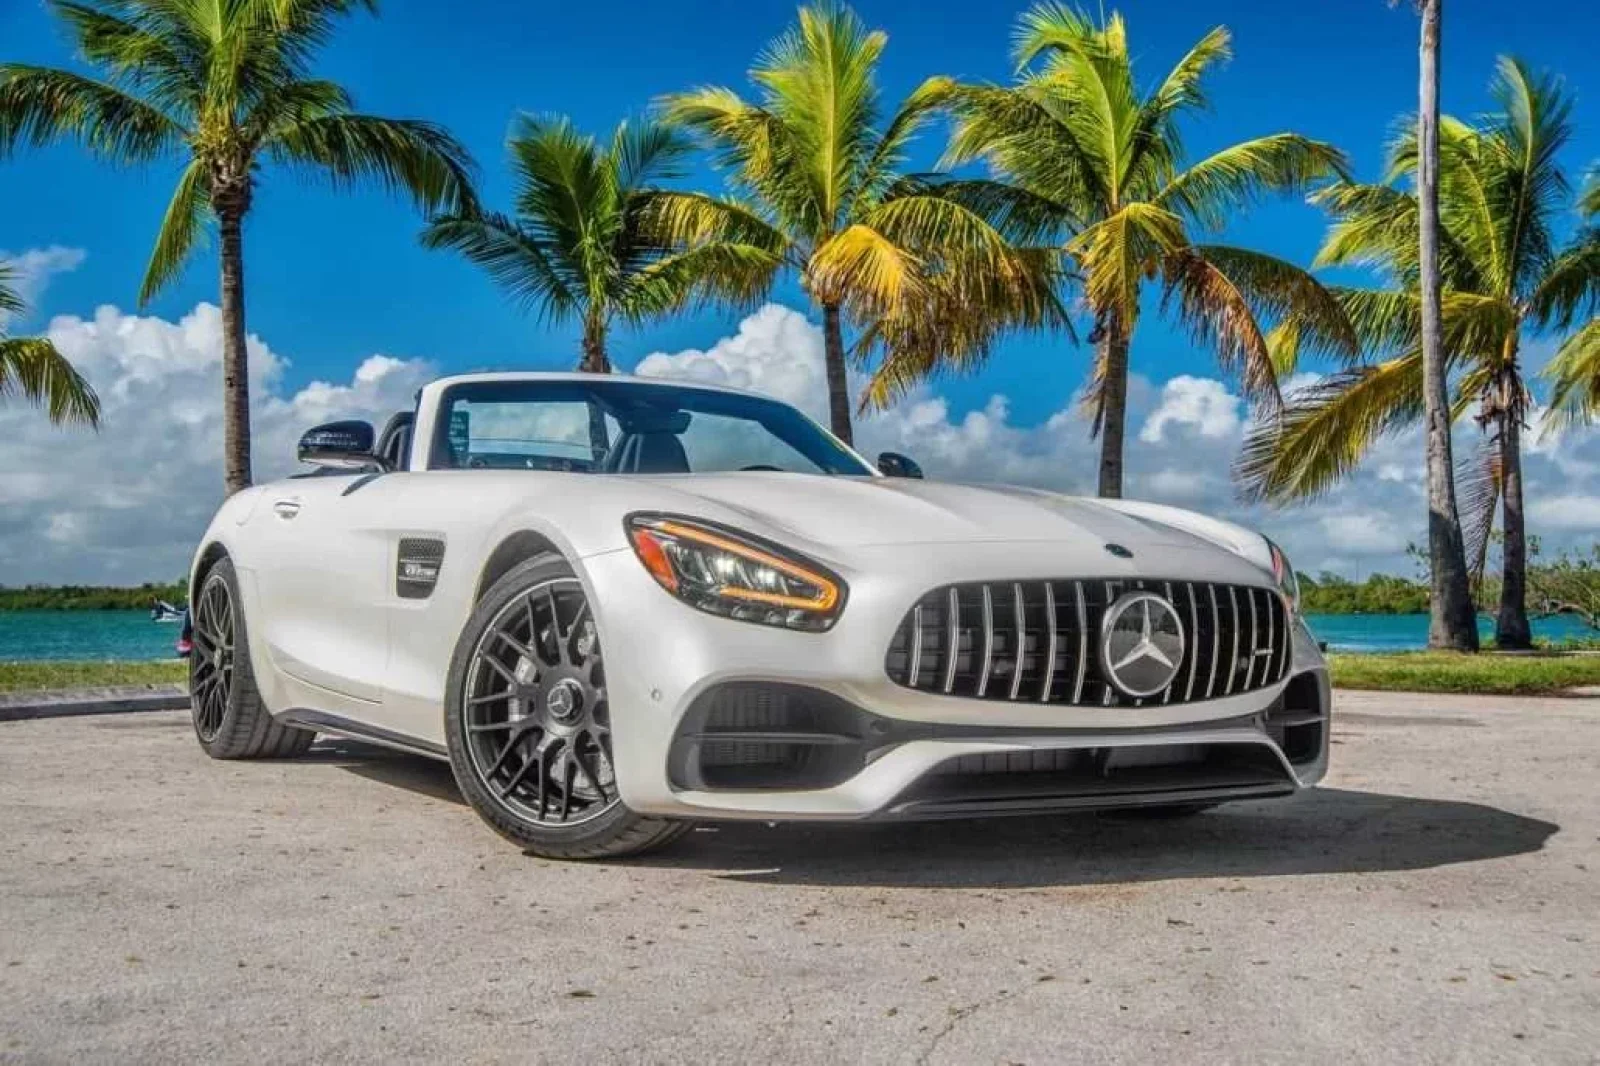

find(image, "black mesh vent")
[396,537,445,599]
[885,578,1291,707]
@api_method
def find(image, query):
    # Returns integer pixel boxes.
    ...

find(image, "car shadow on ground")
[311,738,1558,890]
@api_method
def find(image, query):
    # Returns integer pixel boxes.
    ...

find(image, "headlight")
[625,514,845,632]
[1266,538,1300,614]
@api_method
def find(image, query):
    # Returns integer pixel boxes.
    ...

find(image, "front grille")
[885,578,1290,707]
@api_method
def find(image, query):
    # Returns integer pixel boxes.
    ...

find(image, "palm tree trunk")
[218,205,252,496]
[1495,407,1533,649]
[821,302,854,445]
[1096,318,1129,499]
[578,318,611,459]
[1416,0,1479,651]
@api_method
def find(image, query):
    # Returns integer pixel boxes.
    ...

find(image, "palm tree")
[0,262,100,426]
[423,113,773,452]
[909,4,1355,497]
[1240,59,1600,649]
[1412,0,1479,651]
[657,1,1062,445]
[0,0,475,494]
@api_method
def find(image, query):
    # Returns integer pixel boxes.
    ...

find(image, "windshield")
[428,379,875,477]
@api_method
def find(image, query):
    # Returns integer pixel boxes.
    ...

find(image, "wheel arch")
[474,529,569,603]
[189,541,231,610]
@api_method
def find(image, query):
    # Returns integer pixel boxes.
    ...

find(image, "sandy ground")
[1,690,1596,1065]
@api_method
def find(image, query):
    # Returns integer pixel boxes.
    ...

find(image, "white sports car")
[186,372,1329,858]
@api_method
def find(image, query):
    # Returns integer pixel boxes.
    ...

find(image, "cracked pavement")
[1,690,1597,1064]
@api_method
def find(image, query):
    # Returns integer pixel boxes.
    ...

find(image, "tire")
[189,556,317,760]
[444,554,690,860]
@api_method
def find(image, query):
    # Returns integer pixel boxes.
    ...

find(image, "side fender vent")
[396,537,445,599]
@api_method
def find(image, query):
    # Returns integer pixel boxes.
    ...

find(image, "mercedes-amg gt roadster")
[185,372,1329,858]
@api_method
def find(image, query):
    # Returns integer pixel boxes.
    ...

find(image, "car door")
[249,472,394,704]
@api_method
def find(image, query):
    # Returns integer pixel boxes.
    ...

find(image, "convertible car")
[186,372,1329,858]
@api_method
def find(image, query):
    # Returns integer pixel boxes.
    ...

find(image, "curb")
[0,684,189,722]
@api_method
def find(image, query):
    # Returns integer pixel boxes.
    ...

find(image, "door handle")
[272,499,302,520]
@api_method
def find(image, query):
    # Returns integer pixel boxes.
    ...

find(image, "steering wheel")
[739,464,783,472]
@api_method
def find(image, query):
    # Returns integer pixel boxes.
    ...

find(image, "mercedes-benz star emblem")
[1099,591,1186,698]
[545,679,582,721]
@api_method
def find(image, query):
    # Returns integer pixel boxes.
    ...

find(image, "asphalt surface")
[1,691,1596,1065]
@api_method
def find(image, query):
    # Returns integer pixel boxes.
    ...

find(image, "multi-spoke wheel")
[189,569,236,742]
[187,557,316,760]
[445,554,689,858]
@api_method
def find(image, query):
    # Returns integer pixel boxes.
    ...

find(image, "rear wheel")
[189,557,316,759]
[444,555,689,859]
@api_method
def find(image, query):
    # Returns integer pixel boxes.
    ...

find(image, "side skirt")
[276,708,448,761]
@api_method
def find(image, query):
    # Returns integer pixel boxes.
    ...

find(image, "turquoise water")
[0,608,1592,661]
[0,610,185,662]
[1304,612,1595,652]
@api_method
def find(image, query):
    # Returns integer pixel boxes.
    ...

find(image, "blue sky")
[2,0,1597,428]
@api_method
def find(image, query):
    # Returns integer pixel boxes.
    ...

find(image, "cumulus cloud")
[0,303,432,585]
[3,298,1597,585]
[0,246,87,328]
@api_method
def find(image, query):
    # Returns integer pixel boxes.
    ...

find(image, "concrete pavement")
[1,690,1596,1064]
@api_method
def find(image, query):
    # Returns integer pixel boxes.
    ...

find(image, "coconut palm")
[905,4,1355,497]
[0,0,475,494]
[1411,0,1479,651]
[423,113,777,452]
[1240,59,1600,649]
[1542,164,1600,430]
[424,114,772,376]
[657,1,1064,445]
[0,262,100,426]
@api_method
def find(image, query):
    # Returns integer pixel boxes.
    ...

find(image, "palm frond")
[139,157,210,304]
[1158,133,1348,230]
[610,116,695,192]
[421,211,578,323]
[1457,436,1504,584]
[1236,351,1424,503]
[0,336,101,427]
[1541,317,1600,429]
[624,242,784,320]
[0,63,181,161]
[1067,201,1184,318]
[1528,225,1600,330]
[0,264,25,320]
[1163,245,1358,405]
[848,74,953,214]
[266,112,476,214]
[810,223,923,314]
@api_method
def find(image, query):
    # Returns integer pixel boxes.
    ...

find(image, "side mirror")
[298,420,380,471]
[877,451,923,479]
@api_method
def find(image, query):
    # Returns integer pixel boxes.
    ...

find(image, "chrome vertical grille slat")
[975,585,995,698]
[1206,584,1221,699]
[1072,582,1088,704]
[1008,582,1027,701]
[907,604,924,688]
[1183,581,1200,702]
[1039,583,1058,702]
[887,578,1287,708]
[941,587,959,694]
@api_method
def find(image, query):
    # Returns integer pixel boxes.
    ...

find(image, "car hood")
[626,473,1226,555]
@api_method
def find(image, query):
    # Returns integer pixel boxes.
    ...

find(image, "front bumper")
[582,542,1330,821]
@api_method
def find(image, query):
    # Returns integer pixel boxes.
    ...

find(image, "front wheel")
[189,556,316,759]
[444,555,689,859]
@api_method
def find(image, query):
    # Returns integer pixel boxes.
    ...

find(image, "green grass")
[1328,651,1600,695]
[0,660,187,693]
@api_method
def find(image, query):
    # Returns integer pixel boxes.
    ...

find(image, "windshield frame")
[424,378,877,477]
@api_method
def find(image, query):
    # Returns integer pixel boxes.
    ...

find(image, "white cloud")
[0,246,86,329]
[3,298,1597,585]
[0,303,431,585]
[1138,375,1241,443]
